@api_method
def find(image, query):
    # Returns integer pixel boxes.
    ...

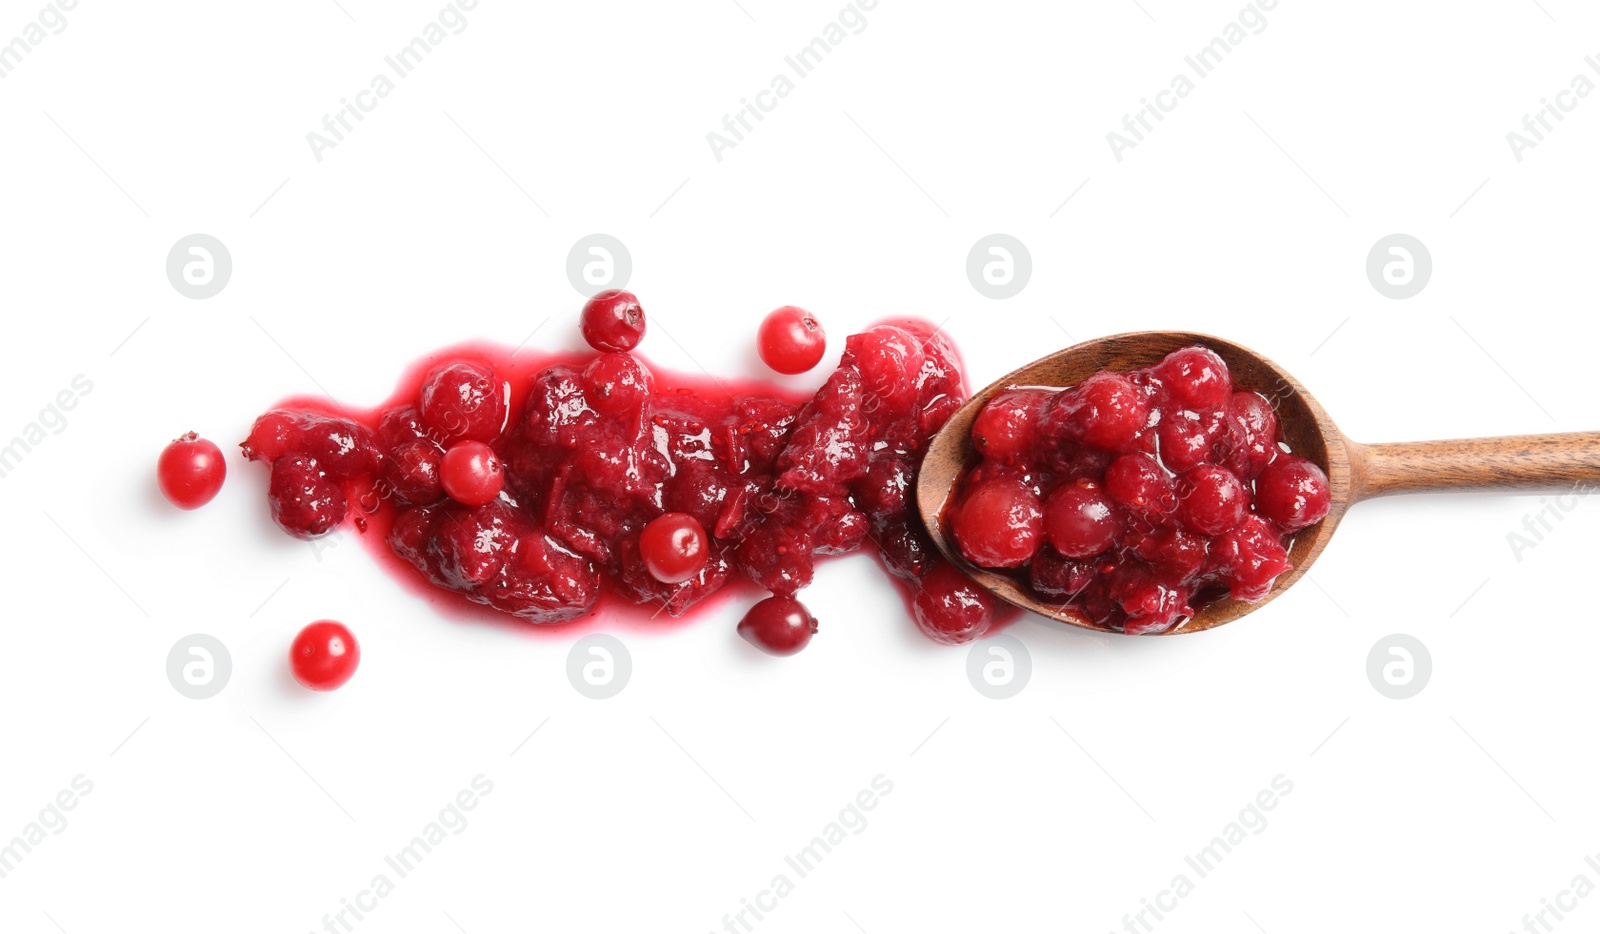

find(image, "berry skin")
[268,455,346,539]
[1158,346,1232,408]
[971,390,1049,466]
[737,595,818,656]
[1104,453,1177,520]
[440,441,504,507]
[1044,372,1149,452]
[952,476,1045,569]
[913,562,996,645]
[290,620,360,691]
[158,432,226,509]
[1044,480,1120,558]
[420,361,505,444]
[1254,455,1332,531]
[639,512,710,584]
[241,410,305,463]
[757,306,827,375]
[1177,465,1248,536]
[580,289,647,352]
[382,438,445,506]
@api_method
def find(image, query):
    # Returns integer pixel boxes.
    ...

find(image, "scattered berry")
[912,562,996,645]
[290,620,360,691]
[757,306,827,375]
[737,595,818,656]
[158,432,226,509]
[580,289,647,353]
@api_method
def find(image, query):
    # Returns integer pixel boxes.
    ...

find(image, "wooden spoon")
[916,331,1600,635]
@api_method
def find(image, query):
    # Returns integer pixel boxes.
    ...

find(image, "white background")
[2,1,1597,932]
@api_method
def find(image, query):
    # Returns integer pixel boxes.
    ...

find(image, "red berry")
[158,432,226,510]
[1176,465,1248,536]
[580,289,646,352]
[912,562,996,645]
[1104,453,1176,519]
[1211,514,1294,602]
[1043,372,1149,452]
[951,476,1044,569]
[757,306,827,375]
[241,410,305,463]
[583,352,653,418]
[971,390,1049,465]
[639,512,709,584]
[737,595,817,656]
[1221,391,1280,479]
[290,620,360,691]
[420,361,505,444]
[1254,455,1331,531]
[843,325,923,412]
[440,441,503,506]
[1157,346,1232,408]
[268,454,346,539]
[1044,479,1120,558]
[382,438,445,506]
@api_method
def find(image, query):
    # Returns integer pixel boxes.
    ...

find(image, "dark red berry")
[912,562,996,645]
[268,455,346,539]
[951,476,1044,569]
[1158,346,1232,408]
[1043,479,1120,558]
[737,595,817,656]
[1254,455,1331,531]
[158,432,226,510]
[1177,465,1248,536]
[420,361,504,444]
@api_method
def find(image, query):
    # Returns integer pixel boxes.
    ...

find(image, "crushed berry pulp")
[951,345,1332,635]
[243,320,1009,644]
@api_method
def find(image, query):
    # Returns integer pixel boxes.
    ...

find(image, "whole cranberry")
[913,562,996,645]
[971,390,1049,466]
[1254,455,1331,531]
[1222,391,1280,479]
[1109,564,1195,635]
[1157,407,1227,474]
[1158,346,1232,408]
[420,361,505,444]
[737,595,818,656]
[268,454,346,539]
[1043,480,1120,558]
[1177,465,1248,536]
[757,306,827,375]
[1044,372,1149,452]
[290,620,360,691]
[383,438,445,506]
[299,414,381,480]
[951,476,1045,569]
[377,405,431,448]
[158,432,227,510]
[639,512,710,584]
[1104,453,1177,519]
[580,289,646,352]
[440,441,504,506]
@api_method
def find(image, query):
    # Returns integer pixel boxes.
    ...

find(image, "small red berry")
[1254,455,1332,531]
[290,620,360,691]
[440,441,503,506]
[158,432,227,509]
[639,512,709,584]
[757,306,827,375]
[580,289,647,352]
[737,595,817,656]
[913,562,996,645]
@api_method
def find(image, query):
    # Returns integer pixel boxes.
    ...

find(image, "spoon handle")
[1348,433,1600,500]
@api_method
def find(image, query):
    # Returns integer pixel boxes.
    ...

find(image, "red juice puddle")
[242,320,1018,646]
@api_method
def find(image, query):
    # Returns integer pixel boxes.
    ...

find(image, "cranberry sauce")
[243,314,1009,645]
[950,346,1332,635]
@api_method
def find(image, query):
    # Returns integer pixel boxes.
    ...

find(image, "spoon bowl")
[917,331,1600,635]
